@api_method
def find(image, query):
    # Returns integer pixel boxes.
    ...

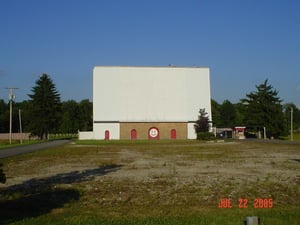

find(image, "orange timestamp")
[218,198,273,209]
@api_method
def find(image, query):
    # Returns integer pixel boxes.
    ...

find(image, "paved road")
[0,140,71,159]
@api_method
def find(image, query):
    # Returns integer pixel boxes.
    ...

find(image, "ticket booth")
[234,127,246,139]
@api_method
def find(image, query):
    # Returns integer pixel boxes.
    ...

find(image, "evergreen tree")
[234,102,245,126]
[219,100,236,127]
[194,108,210,133]
[241,79,284,138]
[28,74,62,139]
[194,108,214,140]
[60,100,80,133]
[78,99,93,131]
[211,99,221,127]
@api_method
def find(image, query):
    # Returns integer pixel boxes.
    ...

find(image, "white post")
[19,109,23,144]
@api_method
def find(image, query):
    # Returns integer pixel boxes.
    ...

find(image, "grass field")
[0,140,299,224]
[0,140,38,149]
[291,131,300,141]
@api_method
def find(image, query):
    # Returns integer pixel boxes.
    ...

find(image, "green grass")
[6,208,300,225]
[75,139,201,145]
[0,140,299,224]
[291,131,300,141]
[0,139,46,149]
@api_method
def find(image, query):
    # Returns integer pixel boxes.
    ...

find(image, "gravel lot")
[1,140,300,214]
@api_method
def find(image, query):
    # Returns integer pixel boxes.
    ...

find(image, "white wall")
[187,123,197,139]
[93,66,211,123]
[93,123,120,140]
[78,131,94,140]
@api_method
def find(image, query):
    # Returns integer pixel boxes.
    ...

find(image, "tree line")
[0,74,299,140]
[211,80,300,138]
[0,74,92,139]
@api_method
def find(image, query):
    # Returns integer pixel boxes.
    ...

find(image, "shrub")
[197,132,216,140]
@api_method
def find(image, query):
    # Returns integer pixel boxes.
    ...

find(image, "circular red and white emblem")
[149,127,159,138]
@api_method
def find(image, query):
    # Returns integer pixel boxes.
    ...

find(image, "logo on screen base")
[148,127,159,139]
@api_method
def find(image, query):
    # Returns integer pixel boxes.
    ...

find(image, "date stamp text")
[218,198,273,209]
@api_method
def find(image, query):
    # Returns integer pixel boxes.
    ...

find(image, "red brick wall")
[120,122,187,140]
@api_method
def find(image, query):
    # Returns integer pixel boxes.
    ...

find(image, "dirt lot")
[1,140,300,219]
[0,141,300,224]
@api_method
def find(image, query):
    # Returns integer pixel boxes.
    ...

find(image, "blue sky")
[0,0,299,107]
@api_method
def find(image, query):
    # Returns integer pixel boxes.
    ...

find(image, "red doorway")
[131,129,137,140]
[104,130,110,140]
[171,129,176,139]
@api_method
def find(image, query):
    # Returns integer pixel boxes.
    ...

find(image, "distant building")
[79,66,212,140]
[234,127,246,139]
[215,128,233,139]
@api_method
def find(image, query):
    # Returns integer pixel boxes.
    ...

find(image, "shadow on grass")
[291,159,300,163]
[0,188,80,223]
[0,164,121,224]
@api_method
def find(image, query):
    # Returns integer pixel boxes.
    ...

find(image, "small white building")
[79,66,212,140]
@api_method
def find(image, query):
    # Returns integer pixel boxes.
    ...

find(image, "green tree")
[241,79,285,138]
[78,99,93,131]
[194,108,210,133]
[12,102,22,133]
[234,103,245,126]
[18,100,32,133]
[283,103,300,131]
[28,74,62,139]
[0,99,9,133]
[60,100,80,133]
[194,108,214,140]
[211,99,221,127]
[219,100,236,127]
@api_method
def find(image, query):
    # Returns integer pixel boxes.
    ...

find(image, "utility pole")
[263,126,266,140]
[19,109,23,144]
[5,87,18,144]
[291,107,293,141]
